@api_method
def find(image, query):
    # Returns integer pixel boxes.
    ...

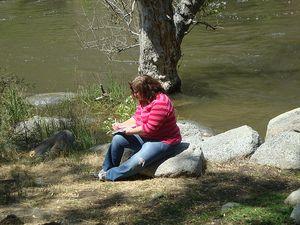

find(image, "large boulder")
[14,116,71,137]
[285,188,300,206]
[140,142,205,177]
[91,120,210,177]
[26,92,77,107]
[250,130,300,169]
[201,125,261,163]
[266,108,300,140]
[177,120,215,142]
[29,130,75,157]
[291,204,300,225]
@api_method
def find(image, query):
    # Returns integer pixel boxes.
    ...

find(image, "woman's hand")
[112,123,122,131]
[112,118,136,131]
[124,127,134,135]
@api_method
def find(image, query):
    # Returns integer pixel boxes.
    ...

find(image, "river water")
[0,0,299,137]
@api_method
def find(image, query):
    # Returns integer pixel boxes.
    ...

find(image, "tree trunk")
[137,0,181,93]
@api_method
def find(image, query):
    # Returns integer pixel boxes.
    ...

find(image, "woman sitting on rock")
[96,75,181,181]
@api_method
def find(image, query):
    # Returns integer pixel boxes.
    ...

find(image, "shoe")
[92,172,99,179]
[91,169,107,181]
[98,169,107,181]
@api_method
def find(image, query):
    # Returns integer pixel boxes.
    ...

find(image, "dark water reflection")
[0,0,299,137]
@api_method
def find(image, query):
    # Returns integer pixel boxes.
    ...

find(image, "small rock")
[285,188,300,206]
[221,202,241,212]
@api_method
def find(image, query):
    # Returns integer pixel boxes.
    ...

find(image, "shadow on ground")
[56,164,300,225]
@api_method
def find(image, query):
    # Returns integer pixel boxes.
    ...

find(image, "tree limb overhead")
[174,0,206,44]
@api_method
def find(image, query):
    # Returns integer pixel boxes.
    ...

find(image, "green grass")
[222,193,294,225]
[0,75,136,161]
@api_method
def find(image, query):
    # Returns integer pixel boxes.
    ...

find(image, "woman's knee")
[141,142,153,149]
[142,142,165,152]
[111,134,127,146]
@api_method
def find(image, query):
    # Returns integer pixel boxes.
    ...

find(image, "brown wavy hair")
[129,75,166,104]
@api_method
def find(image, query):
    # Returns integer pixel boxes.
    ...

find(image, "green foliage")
[77,78,136,134]
[1,85,32,125]
[0,72,136,160]
[0,75,33,161]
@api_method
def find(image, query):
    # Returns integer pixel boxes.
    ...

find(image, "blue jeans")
[102,133,176,181]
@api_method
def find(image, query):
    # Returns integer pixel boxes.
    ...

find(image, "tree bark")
[102,0,206,93]
[137,0,182,93]
[174,0,206,44]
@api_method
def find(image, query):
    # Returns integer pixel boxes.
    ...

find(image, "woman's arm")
[112,117,136,130]
[124,125,144,135]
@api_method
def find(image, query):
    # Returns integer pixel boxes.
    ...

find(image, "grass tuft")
[0,74,136,161]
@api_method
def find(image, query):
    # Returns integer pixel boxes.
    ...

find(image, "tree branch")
[184,20,218,36]
[103,0,139,36]
[76,1,139,61]
[174,0,206,44]
[196,21,218,30]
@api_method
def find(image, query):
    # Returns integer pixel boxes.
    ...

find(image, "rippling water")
[0,0,299,137]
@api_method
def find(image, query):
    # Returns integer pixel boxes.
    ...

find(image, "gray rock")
[26,92,77,107]
[266,108,300,140]
[177,120,215,143]
[201,125,261,163]
[30,130,75,157]
[14,116,72,137]
[250,131,300,169]
[140,142,205,177]
[285,189,300,206]
[291,204,300,224]
[89,143,110,153]
[221,202,241,212]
